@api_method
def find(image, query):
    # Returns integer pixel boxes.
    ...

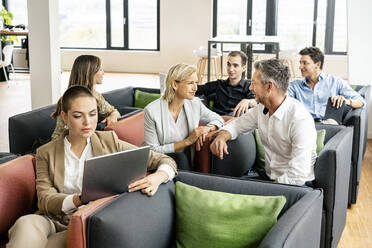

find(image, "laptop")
[80,146,150,204]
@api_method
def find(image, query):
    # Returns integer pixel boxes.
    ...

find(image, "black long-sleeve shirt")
[196,78,254,115]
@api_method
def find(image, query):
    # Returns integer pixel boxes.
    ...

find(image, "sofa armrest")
[343,107,365,204]
[259,189,323,248]
[85,183,175,248]
[104,111,144,147]
[314,126,353,247]
[0,155,36,237]
[67,195,118,248]
[194,131,217,173]
[193,116,237,174]
[211,130,256,177]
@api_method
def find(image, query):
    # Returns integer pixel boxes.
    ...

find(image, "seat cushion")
[175,181,286,248]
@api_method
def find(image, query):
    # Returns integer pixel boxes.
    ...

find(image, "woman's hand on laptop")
[128,171,169,196]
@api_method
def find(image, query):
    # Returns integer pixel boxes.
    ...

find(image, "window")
[5,0,27,26]
[213,0,267,51]
[213,0,347,55]
[59,0,159,50]
[277,0,314,51]
[4,0,159,50]
[59,1,106,48]
[332,0,347,52]
[128,0,158,50]
[4,0,28,47]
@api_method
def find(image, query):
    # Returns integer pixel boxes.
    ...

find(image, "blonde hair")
[162,63,196,103]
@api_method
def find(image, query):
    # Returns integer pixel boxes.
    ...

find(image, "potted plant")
[0,5,17,45]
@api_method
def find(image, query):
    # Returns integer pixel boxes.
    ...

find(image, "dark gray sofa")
[344,84,371,205]
[86,171,323,248]
[8,86,160,155]
[210,124,353,248]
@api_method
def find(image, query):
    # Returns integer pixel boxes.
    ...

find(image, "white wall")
[347,0,372,138]
[61,0,213,74]
[28,0,61,109]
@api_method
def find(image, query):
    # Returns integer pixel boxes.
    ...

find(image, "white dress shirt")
[222,96,317,185]
[62,137,94,214]
[61,137,175,214]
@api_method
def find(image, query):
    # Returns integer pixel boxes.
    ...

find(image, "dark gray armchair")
[86,171,323,248]
[342,84,370,205]
[210,125,353,248]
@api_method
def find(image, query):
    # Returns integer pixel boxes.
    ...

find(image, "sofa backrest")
[9,104,56,155]
[102,86,160,110]
[104,111,144,147]
[0,155,37,237]
[102,86,135,108]
[86,172,322,248]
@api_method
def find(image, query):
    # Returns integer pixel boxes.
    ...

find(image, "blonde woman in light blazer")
[144,63,224,170]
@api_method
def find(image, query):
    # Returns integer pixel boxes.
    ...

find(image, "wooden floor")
[0,72,371,247]
[338,140,372,247]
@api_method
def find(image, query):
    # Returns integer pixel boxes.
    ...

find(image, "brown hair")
[51,55,101,119]
[228,51,248,66]
[60,85,96,114]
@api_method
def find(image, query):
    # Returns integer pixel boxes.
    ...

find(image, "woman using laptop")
[6,86,177,248]
[51,55,121,139]
[144,63,224,170]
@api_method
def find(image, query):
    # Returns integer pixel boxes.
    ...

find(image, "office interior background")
[0,0,371,247]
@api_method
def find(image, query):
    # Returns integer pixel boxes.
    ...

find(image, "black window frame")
[212,0,347,55]
[3,0,160,51]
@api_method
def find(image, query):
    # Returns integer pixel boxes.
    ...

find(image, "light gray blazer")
[144,97,224,154]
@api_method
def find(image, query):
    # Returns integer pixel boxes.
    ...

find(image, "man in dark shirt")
[196,51,256,116]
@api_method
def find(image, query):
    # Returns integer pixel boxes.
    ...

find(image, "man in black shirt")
[196,51,256,116]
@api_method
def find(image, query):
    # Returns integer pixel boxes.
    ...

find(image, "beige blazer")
[35,130,177,218]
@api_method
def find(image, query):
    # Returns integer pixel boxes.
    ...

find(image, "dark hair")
[51,86,96,119]
[228,51,248,66]
[254,59,290,93]
[51,55,101,119]
[299,47,324,69]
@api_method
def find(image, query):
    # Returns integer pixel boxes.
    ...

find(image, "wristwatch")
[348,98,354,107]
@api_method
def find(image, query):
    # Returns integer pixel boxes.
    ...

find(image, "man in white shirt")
[210,59,317,186]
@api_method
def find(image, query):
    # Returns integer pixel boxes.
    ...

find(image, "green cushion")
[254,128,265,170]
[175,181,286,248]
[350,84,357,90]
[209,100,214,110]
[133,90,160,109]
[254,128,326,168]
[316,129,326,155]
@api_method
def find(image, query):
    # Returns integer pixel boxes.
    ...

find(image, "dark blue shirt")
[196,78,254,115]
